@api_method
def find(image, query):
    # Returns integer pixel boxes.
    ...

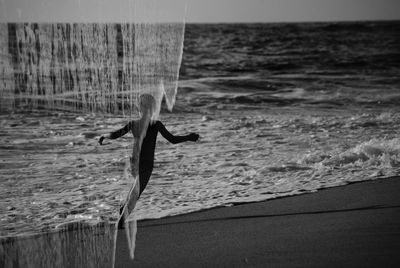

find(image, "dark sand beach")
[1,176,400,267]
[116,177,400,267]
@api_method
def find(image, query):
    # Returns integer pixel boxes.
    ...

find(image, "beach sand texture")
[1,177,399,267]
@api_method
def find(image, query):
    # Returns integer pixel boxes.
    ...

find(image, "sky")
[0,0,399,23]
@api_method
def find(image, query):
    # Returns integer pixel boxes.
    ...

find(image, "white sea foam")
[302,138,400,167]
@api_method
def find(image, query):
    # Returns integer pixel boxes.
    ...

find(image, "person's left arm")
[157,121,199,144]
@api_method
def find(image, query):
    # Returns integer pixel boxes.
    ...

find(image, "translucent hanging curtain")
[0,0,187,266]
[0,0,186,117]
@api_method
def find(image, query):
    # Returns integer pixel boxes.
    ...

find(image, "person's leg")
[118,160,153,228]
[118,177,140,228]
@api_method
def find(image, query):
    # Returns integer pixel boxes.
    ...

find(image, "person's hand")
[188,133,200,142]
[98,136,105,145]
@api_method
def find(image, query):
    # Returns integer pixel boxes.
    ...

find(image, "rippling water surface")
[1,21,400,237]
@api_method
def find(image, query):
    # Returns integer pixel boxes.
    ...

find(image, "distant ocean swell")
[181,21,400,80]
[180,21,400,109]
[178,76,400,109]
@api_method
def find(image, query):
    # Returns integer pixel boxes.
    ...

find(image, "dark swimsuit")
[109,120,192,196]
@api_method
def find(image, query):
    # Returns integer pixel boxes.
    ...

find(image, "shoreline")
[0,176,388,241]
[137,176,389,224]
[1,176,399,267]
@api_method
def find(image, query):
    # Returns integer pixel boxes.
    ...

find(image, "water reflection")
[114,219,138,267]
[125,220,138,260]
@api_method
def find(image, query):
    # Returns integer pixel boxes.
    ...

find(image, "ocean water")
[1,21,400,237]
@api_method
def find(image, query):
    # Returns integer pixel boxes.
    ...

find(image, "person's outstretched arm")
[157,121,199,144]
[99,122,133,145]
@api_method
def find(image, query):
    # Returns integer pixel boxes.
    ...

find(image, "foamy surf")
[1,105,400,237]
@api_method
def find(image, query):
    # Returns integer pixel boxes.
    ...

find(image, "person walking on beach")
[98,94,199,224]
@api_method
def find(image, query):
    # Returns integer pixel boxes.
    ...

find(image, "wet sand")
[2,177,399,267]
[116,177,400,267]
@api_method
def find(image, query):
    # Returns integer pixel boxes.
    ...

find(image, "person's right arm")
[99,122,133,145]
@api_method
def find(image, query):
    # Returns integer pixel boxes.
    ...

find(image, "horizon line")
[1,18,399,24]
